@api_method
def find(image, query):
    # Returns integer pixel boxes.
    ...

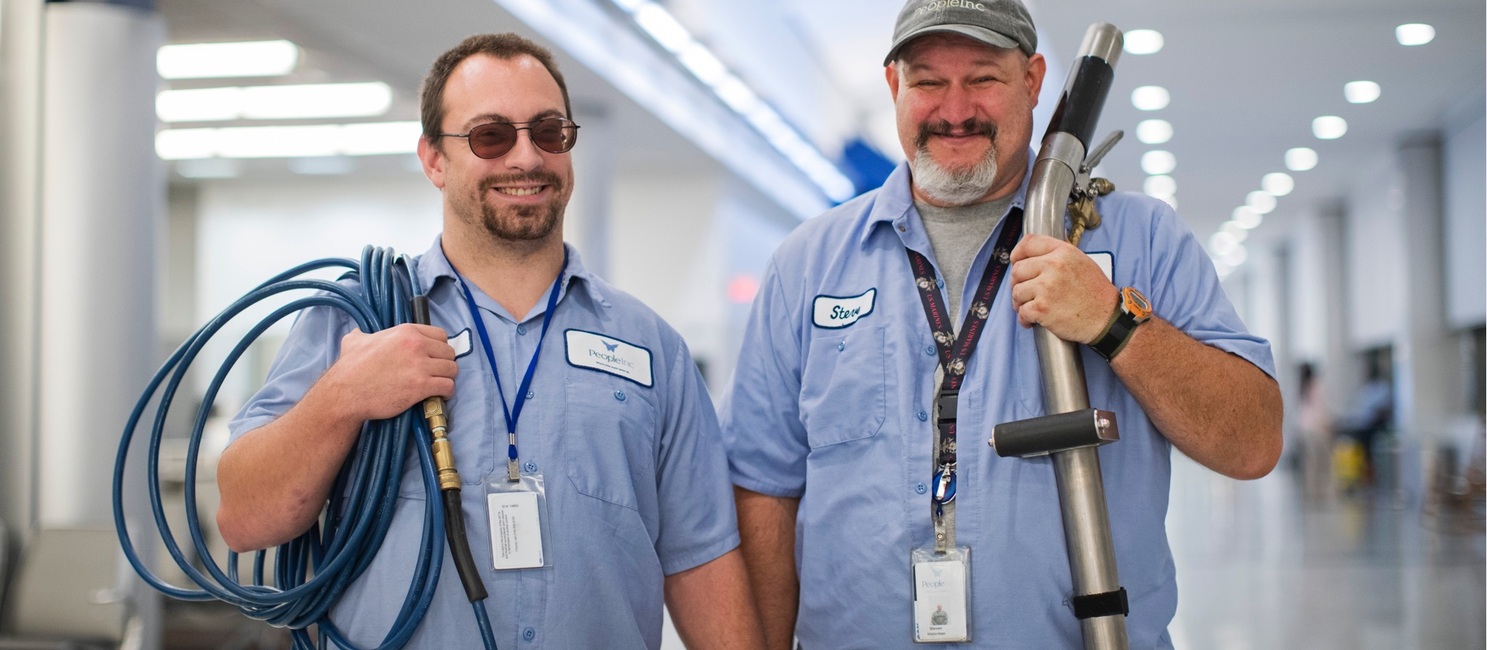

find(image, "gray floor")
[1167,452,1485,650]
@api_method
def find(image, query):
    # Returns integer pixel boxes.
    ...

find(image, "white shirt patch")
[447,328,472,358]
[565,330,654,387]
[813,289,876,329]
[1087,252,1114,282]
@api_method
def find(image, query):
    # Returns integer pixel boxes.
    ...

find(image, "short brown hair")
[419,33,572,144]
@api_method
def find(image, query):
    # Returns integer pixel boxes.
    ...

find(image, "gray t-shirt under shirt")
[916,195,1015,332]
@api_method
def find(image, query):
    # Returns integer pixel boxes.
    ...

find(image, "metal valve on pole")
[988,22,1130,650]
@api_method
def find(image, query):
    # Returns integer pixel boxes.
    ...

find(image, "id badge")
[911,547,972,643]
[485,473,552,570]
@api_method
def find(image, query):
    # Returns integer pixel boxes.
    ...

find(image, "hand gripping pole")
[988,23,1130,650]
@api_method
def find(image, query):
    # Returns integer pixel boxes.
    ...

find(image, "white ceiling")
[156,0,1485,247]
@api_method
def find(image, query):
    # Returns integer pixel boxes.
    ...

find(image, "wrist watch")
[1090,287,1151,361]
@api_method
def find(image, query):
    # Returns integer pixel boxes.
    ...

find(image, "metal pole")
[1003,23,1128,650]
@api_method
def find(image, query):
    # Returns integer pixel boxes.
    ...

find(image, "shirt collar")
[415,236,610,310]
[858,150,1035,249]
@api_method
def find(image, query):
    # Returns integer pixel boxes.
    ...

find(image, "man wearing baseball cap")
[721,0,1282,646]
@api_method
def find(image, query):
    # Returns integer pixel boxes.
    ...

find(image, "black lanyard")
[904,208,1023,518]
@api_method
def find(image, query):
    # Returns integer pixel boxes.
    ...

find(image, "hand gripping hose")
[112,246,497,650]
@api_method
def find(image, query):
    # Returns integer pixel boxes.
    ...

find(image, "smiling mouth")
[494,186,544,197]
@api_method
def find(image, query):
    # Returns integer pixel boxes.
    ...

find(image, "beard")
[910,118,999,207]
[472,170,566,242]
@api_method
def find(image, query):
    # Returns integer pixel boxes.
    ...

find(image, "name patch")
[813,289,876,329]
[1087,251,1114,282]
[446,328,473,359]
[565,329,653,387]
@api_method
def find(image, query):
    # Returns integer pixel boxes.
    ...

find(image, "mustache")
[916,119,997,149]
[480,170,564,192]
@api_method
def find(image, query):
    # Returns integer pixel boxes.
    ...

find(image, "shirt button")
[898,224,907,232]
[917,410,928,422]
[614,390,626,402]
[925,344,936,356]
[516,324,528,335]
[523,627,536,641]
[526,390,535,400]
[837,341,846,351]
[915,482,927,494]
[523,461,537,472]
[935,277,945,289]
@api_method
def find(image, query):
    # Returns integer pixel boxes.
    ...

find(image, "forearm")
[734,487,800,650]
[665,548,766,649]
[1110,317,1283,479]
[216,380,364,552]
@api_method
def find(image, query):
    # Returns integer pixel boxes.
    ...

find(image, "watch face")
[1121,287,1152,320]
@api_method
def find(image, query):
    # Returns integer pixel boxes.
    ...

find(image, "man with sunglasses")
[721,0,1282,647]
[217,33,764,649]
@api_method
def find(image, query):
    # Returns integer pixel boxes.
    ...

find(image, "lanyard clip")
[936,389,959,425]
[932,465,957,504]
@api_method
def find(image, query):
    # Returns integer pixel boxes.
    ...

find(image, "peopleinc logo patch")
[917,0,988,16]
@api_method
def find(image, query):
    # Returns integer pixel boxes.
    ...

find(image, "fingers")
[1007,235,1119,343]
[332,324,461,420]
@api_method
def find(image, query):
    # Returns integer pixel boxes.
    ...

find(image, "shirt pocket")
[799,325,888,448]
[560,376,660,513]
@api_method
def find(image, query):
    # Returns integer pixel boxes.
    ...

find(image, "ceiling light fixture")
[1131,85,1170,111]
[1143,175,1176,196]
[1246,190,1277,214]
[1136,119,1173,144]
[1141,150,1176,175]
[1344,80,1381,104]
[156,82,394,122]
[613,0,854,202]
[1396,23,1436,46]
[155,121,422,160]
[1312,116,1348,140]
[1232,206,1263,229]
[1123,30,1164,55]
[157,40,298,80]
[1261,172,1295,196]
[1285,147,1318,171]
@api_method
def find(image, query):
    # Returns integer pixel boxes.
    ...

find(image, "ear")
[885,62,901,103]
[417,135,447,189]
[1024,53,1047,107]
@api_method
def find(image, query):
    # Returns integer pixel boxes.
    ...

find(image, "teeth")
[496,186,541,196]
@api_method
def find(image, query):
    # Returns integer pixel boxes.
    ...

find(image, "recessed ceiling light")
[1221,221,1249,243]
[1246,190,1277,214]
[156,82,394,122]
[1232,206,1263,229]
[1345,81,1381,104]
[1124,30,1164,55]
[1262,172,1295,196]
[1209,231,1238,255]
[1396,23,1435,46]
[1312,116,1348,140]
[1131,86,1170,111]
[1285,147,1319,171]
[1136,119,1173,144]
[1141,150,1176,175]
[157,40,298,79]
[1221,245,1248,267]
[1144,175,1177,196]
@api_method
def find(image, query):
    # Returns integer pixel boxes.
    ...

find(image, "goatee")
[477,170,565,241]
[911,118,999,207]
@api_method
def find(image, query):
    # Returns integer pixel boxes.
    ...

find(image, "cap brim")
[884,25,1022,65]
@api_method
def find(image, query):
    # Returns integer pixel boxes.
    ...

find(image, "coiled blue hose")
[112,246,497,650]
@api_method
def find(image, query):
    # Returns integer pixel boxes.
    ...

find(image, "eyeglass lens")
[467,118,577,159]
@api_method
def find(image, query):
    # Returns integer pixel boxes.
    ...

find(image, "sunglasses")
[439,117,580,159]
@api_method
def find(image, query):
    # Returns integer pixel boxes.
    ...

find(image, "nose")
[937,83,977,126]
[501,127,545,172]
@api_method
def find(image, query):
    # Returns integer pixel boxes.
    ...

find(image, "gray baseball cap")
[884,0,1038,65]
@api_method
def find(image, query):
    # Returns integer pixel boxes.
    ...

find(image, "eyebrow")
[461,108,566,130]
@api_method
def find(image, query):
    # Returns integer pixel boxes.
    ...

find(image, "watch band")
[1090,287,1150,361]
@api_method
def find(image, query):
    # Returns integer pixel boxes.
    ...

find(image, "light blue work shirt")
[231,238,739,649]
[721,160,1274,648]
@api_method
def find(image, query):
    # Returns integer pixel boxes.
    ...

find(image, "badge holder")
[911,546,972,643]
[485,473,553,570]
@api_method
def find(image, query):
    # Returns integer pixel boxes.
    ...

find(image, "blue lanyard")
[452,253,566,481]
